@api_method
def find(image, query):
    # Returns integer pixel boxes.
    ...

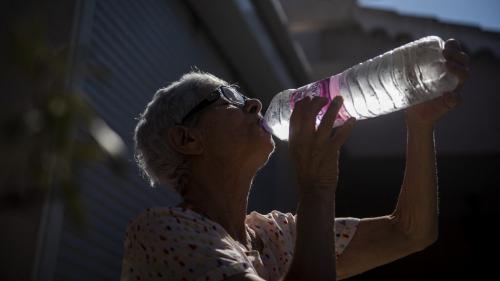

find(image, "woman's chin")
[261,138,275,163]
[259,130,275,153]
[257,124,275,144]
[247,126,275,166]
[250,139,275,168]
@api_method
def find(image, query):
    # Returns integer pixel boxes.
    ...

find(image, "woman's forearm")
[392,125,439,243]
[284,189,336,281]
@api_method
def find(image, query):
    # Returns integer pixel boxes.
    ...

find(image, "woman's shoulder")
[246,210,295,225]
[125,206,225,236]
[245,210,296,238]
[122,207,257,281]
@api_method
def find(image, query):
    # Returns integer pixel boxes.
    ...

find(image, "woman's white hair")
[134,71,229,195]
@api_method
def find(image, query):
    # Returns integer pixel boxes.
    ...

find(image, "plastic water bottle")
[263,36,459,140]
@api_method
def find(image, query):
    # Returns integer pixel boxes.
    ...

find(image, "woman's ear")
[167,126,204,155]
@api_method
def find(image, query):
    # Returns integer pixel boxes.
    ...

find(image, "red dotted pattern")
[120,207,359,281]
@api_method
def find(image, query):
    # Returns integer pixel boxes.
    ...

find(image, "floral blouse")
[121,207,359,281]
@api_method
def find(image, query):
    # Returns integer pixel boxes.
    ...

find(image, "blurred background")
[2,0,499,280]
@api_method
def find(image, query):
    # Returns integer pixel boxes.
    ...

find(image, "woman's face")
[196,96,275,171]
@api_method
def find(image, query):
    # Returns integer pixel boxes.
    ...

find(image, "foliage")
[1,23,128,226]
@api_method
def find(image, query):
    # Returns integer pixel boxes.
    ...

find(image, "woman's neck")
[180,163,255,248]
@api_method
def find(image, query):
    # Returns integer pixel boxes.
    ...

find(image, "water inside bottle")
[339,36,458,119]
[264,36,458,141]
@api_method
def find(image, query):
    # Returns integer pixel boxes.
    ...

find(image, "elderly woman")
[121,39,469,281]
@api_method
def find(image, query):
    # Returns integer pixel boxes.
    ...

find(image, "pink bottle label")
[289,75,350,126]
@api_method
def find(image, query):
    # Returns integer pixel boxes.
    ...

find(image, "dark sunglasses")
[180,85,249,124]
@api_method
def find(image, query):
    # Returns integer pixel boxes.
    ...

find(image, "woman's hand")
[405,38,470,129]
[289,96,356,196]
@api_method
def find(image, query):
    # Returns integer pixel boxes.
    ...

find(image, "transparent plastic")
[263,36,459,140]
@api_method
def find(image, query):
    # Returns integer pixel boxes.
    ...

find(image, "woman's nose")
[243,98,262,114]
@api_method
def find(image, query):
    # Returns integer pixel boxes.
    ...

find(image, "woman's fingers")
[288,95,355,194]
[445,39,462,52]
[331,117,356,148]
[446,60,470,90]
[289,96,328,140]
[317,96,343,142]
[443,38,470,93]
[443,48,469,66]
[291,95,355,148]
[302,97,329,135]
[289,98,305,140]
[446,60,470,78]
